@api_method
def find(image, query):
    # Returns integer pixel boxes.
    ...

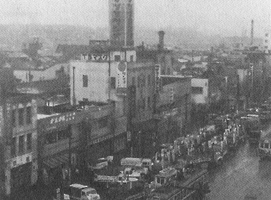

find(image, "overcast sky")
[0,0,270,37]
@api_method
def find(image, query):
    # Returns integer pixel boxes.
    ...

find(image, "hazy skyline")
[0,0,270,37]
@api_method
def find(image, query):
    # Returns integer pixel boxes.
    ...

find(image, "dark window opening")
[19,135,24,154]
[132,77,135,86]
[98,117,108,129]
[114,55,121,61]
[27,133,32,151]
[12,109,16,127]
[111,77,116,89]
[130,55,134,62]
[192,87,203,94]
[18,108,24,126]
[26,107,32,124]
[83,75,88,87]
[11,137,16,157]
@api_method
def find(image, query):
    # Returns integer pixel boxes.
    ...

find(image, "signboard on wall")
[81,54,108,62]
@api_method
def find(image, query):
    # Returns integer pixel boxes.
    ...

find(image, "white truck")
[64,183,100,200]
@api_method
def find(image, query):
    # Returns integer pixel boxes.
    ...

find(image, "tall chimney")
[250,19,254,46]
[158,30,165,50]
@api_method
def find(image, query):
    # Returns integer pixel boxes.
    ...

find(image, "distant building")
[191,78,209,104]
[109,0,134,47]
[263,30,271,54]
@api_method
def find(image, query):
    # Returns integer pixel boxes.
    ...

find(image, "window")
[130,55,134,62]
[26,133,32,151]
[147,75,151,86]
[12,109,16,127]
[18,108,24,126]
[111,77,116,89]
[167,68,170,74]
[83,75,88,87]
[266,33,269,37]
[98,117,108,129]
[142,98,145,110]
[137,76,140,88]
[142,75,145,87]
[19,135,24,154]
[58,129,70,140]
[132,77,135,86]
[11,137,16,156]
[26,107,32,124]
[264,142,269,149]
[46,132,57,144]
[192,87,203,94]
[114,55,121,61]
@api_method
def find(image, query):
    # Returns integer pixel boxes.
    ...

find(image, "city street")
[207,125,271,200]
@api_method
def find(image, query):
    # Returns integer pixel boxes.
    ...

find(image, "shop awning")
[43,153,69,169]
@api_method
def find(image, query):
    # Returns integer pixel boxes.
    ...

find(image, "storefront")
[10,163,32,193]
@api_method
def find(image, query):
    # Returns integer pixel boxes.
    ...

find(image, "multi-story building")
[37,103,115,187]
[3,95,38,198]
[156,76,191,143]
[127,62,157,157]
[109,0,134,47]
[70,47,133,162]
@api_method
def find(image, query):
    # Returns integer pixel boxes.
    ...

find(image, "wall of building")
[109,0,134,47]
[4,97,38,196]
[14,63,69,82]
[191,78,208,104]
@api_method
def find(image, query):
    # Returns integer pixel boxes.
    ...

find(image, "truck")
[63,184,100,200]
[243,115,262,144]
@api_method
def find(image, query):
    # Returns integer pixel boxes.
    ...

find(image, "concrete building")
[109,0,134,47]
[69,48,132,163]
[191,78,209,104]
[3,95,38,198]
[127,61,157,157]
[156,76,191,142]
[37,103,116,187]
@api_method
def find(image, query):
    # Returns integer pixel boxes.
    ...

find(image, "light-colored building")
[263,29,271,54]
[191,78,209,104]
[109,0,134,47]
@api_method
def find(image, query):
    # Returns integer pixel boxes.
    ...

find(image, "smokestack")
[251,20,254,46]
[158,30,165,50]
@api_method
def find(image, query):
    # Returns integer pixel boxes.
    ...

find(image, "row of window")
[12,107,32,127]
[132,74,152,88]
[138,96,152,110]
[11,133,32,157]
[45,129,71,144]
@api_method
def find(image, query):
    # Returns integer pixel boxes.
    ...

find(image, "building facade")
[4,95,38,197]
[156,76,191,143]
[191,78,209,104]
[109,0,134,47]
[127,62,157,158]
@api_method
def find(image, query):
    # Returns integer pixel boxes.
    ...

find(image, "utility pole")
[236,74,240,112]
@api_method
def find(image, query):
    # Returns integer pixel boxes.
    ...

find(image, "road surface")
[207,126,271,200]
